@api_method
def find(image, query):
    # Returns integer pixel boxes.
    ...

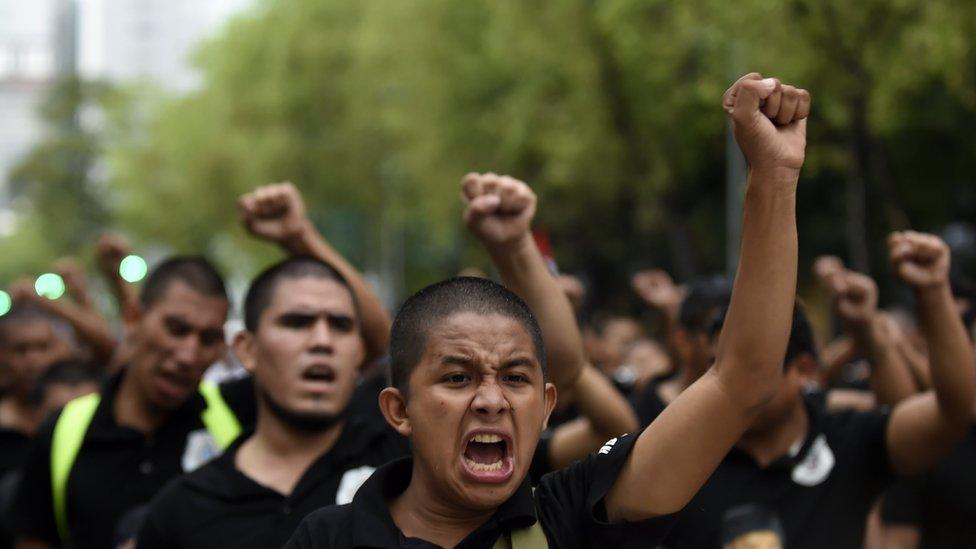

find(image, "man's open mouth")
[302,364,336,383]
[461,432,514,482]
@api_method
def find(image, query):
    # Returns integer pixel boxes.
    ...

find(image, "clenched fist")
[462,173,536,250]
[632,269,683,315]
[888,231,950,290]
[830,270,878,327]
[239,182,309,244]
[723,73,811,174]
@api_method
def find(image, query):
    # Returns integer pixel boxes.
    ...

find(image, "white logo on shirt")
[791,434,835,487]
[181,429,221,472]
[335,466,377,505]
[599,437,619,455]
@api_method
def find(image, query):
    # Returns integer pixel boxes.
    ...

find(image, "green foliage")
[5,0,975,308]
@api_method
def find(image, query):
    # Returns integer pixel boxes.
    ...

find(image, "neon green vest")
[50,381,241,545]
[493,522,550,548]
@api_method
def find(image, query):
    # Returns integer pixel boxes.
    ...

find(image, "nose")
[471,379,511,418]
[172,334,202,368]
[308,319,335,354]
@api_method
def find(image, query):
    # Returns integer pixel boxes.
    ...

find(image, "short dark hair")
[140,256,228,310]
[708,300,818,368]
[389,277,547,395]
[679,275,733,333]
[243,256,358,332]
[28,359,103,407]
[0,305,67,346]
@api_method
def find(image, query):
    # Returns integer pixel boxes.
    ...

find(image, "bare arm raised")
[605,73,809,520]
[885,232,976,475]
[239,182,392,364]
[461,174,585,393]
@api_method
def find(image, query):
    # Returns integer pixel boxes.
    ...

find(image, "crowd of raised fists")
[0,73,972,549]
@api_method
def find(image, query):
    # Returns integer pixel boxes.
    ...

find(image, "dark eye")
[443,373,470,385]
[503,373,529,385]
[199,330,225,347]
[165,318,192,338]
[328,315,356,333]
[279,314,316,329]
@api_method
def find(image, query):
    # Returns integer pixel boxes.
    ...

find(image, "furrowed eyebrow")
[440,355,474,366]
[502,357,535,369]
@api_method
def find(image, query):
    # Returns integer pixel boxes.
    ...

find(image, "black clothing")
[663,394,893,549]
[137,418,409,548]
[629,377,669,427]
[286,430,675,548]
[881,427,976,549]
[11,373,252,549]
[0,428,30,478]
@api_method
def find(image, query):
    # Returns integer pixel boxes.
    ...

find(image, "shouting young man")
[286,72,811,548]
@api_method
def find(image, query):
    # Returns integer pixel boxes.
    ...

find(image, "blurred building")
[81,0,254,92]
[0,0,73,234]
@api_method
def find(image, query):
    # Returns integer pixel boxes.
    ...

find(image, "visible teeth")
[469,433,503,443]
[465,458,504,472]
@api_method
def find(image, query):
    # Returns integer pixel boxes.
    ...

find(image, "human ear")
[231,331,257,374]
[379,387,412,437]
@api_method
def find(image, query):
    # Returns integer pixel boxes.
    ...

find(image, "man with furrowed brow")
[286,72,812,548]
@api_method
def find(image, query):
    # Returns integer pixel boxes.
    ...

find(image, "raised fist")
[723,73,811,174]
[830,270,878,327]
[55,257,89,300]
[96,233,132,277]
[239,182,308,244]
[8,278,40,304]
[462,173,536,250]
[813,255,844,288]
[888,231,950,289]
[632,269,683,315]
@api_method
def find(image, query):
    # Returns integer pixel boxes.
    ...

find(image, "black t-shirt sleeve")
[850,408,895,489]
[880,478,923,526]
[11,414,59,544]
[535,430,675,548]
[219,376,257,430]
[134,478,185,549]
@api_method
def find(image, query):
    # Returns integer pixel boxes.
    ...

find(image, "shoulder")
[284,505,352,548]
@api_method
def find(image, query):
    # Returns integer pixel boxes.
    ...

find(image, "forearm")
[35,300,117,365]
[915,285,975,424]
[284,221,391,363]
[852,317,918,406]
[821,336,857,383]
[571,365,638,437]
[486,234,585,393]
[714,170,797,406]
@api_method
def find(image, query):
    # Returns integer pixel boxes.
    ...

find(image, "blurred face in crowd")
[234,276,365,430]
[745,354,815,436]
[129,281,229,411]
[391,312,556,511]
[0,320,69,397]
[36,380,101,421]
[600,317,643,372]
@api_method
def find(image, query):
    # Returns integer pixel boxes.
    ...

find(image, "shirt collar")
[349,457,537,548]
[728,391,827,470]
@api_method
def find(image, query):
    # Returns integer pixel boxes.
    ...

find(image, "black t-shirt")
[663,394,893,549]
[11,373,253,549]
[881,427,976,549]
[285,429,675,548]
[629,377,669,427]
[0,428,30,478]
[137,417,409,549]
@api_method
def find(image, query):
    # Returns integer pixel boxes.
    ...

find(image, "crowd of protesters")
[0,73,973,549]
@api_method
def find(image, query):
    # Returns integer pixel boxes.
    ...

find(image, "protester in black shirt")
[662,232,976,549]
[11,256,238,549]
[287,72,810,548]
[630,274,732,426]
[137,256,408,548]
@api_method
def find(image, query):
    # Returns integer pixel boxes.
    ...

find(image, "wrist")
[913,281,952,306]
[484,232,535,261]
[281,220,315,255]
[747,167,800,196]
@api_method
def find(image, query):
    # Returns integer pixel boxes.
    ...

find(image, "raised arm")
[95,234,143,331]
[461,174,584,393]
[830,270,917,406]
[885,232,976,475]
[239,182,391,363]
[546,364,639,470]
[605,73,808,520]
[632,269,689,375]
